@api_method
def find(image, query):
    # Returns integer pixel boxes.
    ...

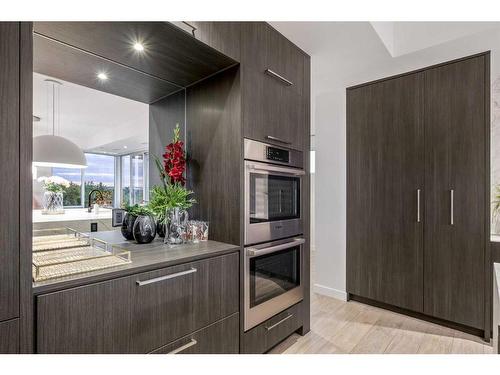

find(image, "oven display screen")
[266,146,289,163]
[250,246,300,307]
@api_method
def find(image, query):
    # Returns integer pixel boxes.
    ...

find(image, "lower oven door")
[244,237,305,331]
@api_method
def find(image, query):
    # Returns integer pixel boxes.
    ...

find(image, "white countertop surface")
[33,208,112,223]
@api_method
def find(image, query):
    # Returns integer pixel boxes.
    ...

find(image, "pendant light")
[33,79,87,169]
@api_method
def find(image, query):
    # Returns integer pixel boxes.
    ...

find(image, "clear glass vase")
[165,207,189,245]
[42,191,64,215]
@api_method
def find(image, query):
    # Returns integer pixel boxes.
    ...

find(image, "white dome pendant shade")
[33,79,87,169]
[33,135,87,169]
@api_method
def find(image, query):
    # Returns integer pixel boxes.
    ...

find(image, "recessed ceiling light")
[133,42,144,52]
[123,145,128,149]
[97,72,108,80]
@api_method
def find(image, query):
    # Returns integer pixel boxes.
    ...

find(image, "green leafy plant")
[492,184,500,220]
[123,203,152,217]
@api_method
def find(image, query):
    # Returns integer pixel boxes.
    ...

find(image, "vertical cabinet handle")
[450,189,454,225]
[167,338,197,354]
[417,189,421,223]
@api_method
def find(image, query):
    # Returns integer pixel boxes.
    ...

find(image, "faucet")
[88,189,104,212]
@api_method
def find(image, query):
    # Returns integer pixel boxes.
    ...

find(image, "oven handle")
[246,238,305,257]
[246,163,305,176]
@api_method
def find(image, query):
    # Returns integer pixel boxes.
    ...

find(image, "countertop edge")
[33,244,240,296]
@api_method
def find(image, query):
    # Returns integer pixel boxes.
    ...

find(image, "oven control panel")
[266,146,289,163]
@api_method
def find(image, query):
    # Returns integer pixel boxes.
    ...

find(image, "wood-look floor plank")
[271,292,493,355]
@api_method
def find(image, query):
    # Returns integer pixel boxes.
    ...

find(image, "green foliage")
[148,183,196,222]
[492,184,500,220]
[123,203,152,216]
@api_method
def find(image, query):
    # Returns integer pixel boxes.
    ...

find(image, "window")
[52,167,83,207]
[121,152,148,206]
[83,153,115,207]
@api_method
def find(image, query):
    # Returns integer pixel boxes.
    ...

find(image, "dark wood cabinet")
[241,302,302,354]
[37,253,239,353]
[0,319,19,354]
[0,22,20,324]
[189,21,241,61]
[347,72,424,312]
[347,53,489,335]
[150,313,239,354]
[423,56,487,330]
[241,22,307,151]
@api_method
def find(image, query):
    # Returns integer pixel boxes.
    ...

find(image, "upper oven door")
[245,160,305,245]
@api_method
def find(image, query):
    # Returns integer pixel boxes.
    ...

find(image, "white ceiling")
[270,21,500,98]
[33,72,149,155]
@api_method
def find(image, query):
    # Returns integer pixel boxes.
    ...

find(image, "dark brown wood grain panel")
[347,72,424,312]
[423,55,487,330]
[0,319,19,354]
[241,302,302,354]
[19,21,33,353]
[34,34,181,104]
[0,22,20,322]
[299,55,311,335]
[186,66,242,246]
[33,22,236,88]
[150,313,239,354]
[193,252,239,330]
[36,253,238,353]
[189,22,241,61]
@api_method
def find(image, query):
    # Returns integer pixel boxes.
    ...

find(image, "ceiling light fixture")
[97,72,108,80]
[133,42,144,52]
[33,79,87,169]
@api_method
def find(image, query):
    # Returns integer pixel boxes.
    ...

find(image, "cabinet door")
[189,22,241,61]
[424,55,487,329]
[0,22,20,322]
[347,73,424,312]
[0,319,19,354]
[241,22,306,151]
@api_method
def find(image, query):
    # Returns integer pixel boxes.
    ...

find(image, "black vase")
[156,220,166,238]
[133,215,156,244]
[121,212,137,240]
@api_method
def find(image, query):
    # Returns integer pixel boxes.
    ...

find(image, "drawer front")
[241,22,305,96]
[150,313,239,354]
[0,319,19,354]
[37,252,239,354]
[242,302,302,354]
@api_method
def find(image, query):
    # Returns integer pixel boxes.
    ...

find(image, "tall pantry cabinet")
[347,52,490,337]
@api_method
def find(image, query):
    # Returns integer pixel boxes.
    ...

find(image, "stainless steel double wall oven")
[244,139,305,331]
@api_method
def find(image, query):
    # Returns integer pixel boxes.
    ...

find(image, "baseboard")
[313,283,347,301]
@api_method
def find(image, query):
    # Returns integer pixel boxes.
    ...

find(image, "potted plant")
[37,176,70,215]
[148,124,196,243]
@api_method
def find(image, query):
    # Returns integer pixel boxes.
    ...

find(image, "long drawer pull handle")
[417,189,421,223]
[168,339,197,354]
[264,69,294,86]
[136,267,197,286]
[265,135,292,145]
[266,314,293,331]
[450,189,454,226]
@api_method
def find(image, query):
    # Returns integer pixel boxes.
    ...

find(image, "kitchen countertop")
[33,230,239,295]
[33,208,112,223]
